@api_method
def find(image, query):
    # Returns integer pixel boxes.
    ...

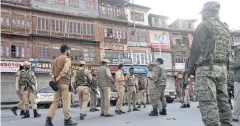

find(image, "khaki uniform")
[147,71,155,104]
[137,77,147,105]
[90,76,98,109]
[15,71,23,109]
[48,55,72,120]
[125,73,137,109]
[97,66,112,115]
[115,70,125,111]
[17,70,38,111]
[72,68,92,115]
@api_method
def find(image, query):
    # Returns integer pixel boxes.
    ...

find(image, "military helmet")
[23,61,30,66]
[79,61,86,65]
[200,1,220,14]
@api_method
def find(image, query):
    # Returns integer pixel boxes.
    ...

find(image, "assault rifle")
[88,79,99,96]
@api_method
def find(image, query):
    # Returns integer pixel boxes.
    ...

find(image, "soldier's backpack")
[138,77,146,90]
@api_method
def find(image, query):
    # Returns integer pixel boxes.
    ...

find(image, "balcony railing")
[99,5,127,21]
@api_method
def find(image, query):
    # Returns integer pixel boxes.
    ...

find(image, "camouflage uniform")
[90,76,98,111]
[149,64,167,116]
[188,2,233,125]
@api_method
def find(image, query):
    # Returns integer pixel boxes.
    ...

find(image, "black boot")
[137,105,141,108]
[10,106,18,115]
[45,117,54,126]
[64,117,78,126]
[22,110,30,118]
[33,109,41,118]
[186,104,190,108]
[89,108,95,112]
[159,108,167,115]
[180,104,187,108]
[149,108,158,116]
[80,113,84,120]
[143,104,146,108]
[133,108,140,111]
[94,108,99,111]
[20,110,25,116]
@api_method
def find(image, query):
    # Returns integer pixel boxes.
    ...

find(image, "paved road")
[1,102,239,126]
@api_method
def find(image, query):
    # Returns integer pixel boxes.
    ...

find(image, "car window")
[38,87,54,93]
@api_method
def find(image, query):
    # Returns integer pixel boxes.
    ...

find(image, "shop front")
[1,61,24,103]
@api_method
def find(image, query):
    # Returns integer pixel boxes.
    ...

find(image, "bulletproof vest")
[211,19,230,63]
[76,69,87,86]
[19,70,34,86]
[196,19,230,66]
[97,66,110,87]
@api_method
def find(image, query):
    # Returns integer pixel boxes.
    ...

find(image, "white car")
[36,87,55,107]
[164,90,177,103]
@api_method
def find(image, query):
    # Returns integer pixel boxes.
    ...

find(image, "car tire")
[166,99,174,103]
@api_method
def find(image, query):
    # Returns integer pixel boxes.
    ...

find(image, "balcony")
[99,4,127,21]
[104,37,126,44]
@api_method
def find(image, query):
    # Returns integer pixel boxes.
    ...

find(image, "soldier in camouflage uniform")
[149,58,167,116]
[187,1,233,125]
[16,61,41,119]
[89,70,99,112]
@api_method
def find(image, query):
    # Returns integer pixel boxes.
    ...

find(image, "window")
[56,20,59,32]
[46,19,49,30]
[71,50,81,61]
[60,21,63,32]
[6,16,10,26]
[42,18,45,30]
[132,54,137,64]
[55,0,64,5]
[131,11,144,22]
[235,37,240,43]
[26,46,30,58]
[21,48,24,58]
[52,20,55,31]
[1,16,3,24]
[6,46,9,57]
[21,18,25,28]
[38,47,50,59]
[104,28,113,38]
[17,18,21,28]
[74,22,76,33]
[84,48,95,62]
[77,23,81,34]
[154,17,159,25]
[52,48,60,59]
[18,0,22,3]
[37,18,41,29]
[69,0,78,7]
[26,20,30,28]
[11,45,20,58]
[141,54,144,64]
[12,18,16,28]
[83,23,94,35]
[69,22,73,33]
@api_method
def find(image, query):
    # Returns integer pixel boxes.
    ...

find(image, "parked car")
[110,91,118,106]
[165,90,177,103]
[36,87,55,108]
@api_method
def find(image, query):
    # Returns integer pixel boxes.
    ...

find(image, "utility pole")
[118,33,121,64]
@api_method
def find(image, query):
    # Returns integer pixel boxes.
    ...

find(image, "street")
[1,102,239,126]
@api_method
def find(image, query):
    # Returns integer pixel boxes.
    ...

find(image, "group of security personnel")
[10,61,41,119]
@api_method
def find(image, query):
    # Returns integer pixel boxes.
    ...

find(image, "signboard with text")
[0,61,23,72]
[111,58,132,64]
[30,62,52,73]
[72,65,100,72]
[150,30,171,50]
[175,63,185,70]
[124,66,148,74]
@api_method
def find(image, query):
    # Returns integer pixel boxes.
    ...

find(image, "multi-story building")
[148,14,175,89]
[1,0,102,102]
[168,19,196,98]
[125,3,152,67]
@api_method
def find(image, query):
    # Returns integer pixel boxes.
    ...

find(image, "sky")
[134,0,240,30]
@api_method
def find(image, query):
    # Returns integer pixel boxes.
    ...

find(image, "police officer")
[125,67,140,112]
[188,1,233,125]
[89,70,99,112]
[10,65,25,116]
[16,61,41,118]
[72,61,92,120]
[45,44,77,126]
[97,59,115,117]
[115,64,126,114]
